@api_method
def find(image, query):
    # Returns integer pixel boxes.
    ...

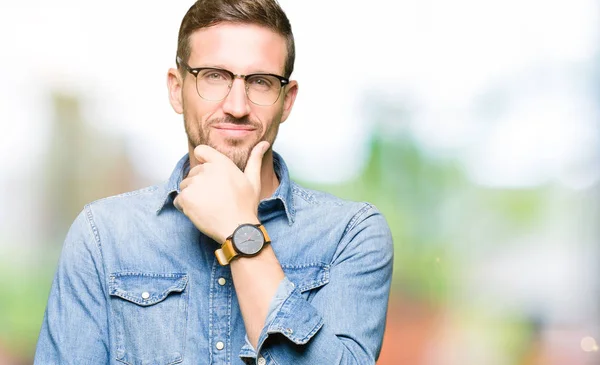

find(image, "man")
[34,0,393,364]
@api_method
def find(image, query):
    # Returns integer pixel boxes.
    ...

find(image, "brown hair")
[176,0,295,78]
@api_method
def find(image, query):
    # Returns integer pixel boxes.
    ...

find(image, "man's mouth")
[212,123,256,138]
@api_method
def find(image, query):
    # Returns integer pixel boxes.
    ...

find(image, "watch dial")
[233,225,264,255]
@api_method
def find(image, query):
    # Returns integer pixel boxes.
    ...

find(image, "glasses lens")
[246,75,282,105]
[196,69,232,101]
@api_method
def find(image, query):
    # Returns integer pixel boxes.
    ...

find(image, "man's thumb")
[244,141,270,193]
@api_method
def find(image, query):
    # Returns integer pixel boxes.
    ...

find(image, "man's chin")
[212,143,253,171]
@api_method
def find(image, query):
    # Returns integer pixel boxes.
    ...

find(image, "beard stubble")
[184,115,264,171]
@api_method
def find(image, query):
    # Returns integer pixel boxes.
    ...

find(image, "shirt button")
[141,292,150,299]
[215,341,224,350]
[218,277,227,286]
[258,356,266,365]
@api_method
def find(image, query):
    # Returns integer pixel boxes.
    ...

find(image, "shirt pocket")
[282,263,330,300]
[109,272,189,365]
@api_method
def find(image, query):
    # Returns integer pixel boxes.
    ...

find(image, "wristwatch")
[215,223,271,266]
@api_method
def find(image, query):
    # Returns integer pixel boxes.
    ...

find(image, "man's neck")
[257,149,280,201]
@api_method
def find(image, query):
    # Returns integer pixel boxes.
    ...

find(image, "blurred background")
[0,0,598,364]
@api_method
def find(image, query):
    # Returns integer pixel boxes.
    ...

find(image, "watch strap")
[258,224,271,243]
[215,238,237,266]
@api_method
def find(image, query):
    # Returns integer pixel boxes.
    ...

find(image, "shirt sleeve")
[34,207,110,364]
[247,204,394,365]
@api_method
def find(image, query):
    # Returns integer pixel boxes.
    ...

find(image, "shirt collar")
[155,154,189,215]
[156,150,295,225]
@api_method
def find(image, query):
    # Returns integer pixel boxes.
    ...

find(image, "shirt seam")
[342,202,375,237]
[83,204,111,358]
[290,183,346,207]
[264,349,280,365]
[88,185,161,206]
[331,202,377,266]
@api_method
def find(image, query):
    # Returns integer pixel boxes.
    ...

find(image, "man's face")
[168,23,298,170]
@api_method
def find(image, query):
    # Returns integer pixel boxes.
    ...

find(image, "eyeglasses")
[177,57,290,106]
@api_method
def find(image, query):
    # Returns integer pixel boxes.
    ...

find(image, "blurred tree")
[41,92,141,244]
[0,91,146,363]
[298,95,553,364]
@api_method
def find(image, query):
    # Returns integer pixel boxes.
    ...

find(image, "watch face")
[232,225,265,255]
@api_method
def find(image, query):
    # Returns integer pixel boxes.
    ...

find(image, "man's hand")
[176,141,284,349]
[174,141,270,243]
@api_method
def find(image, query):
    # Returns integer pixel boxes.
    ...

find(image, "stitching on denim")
[280,263,330,292]
[282,263,330,293]
[178,276,189,365]
[115,353,132,365]
[88,185,160,206]
[281,262,328,269]
[108,275,188,306]
[343,202,374,237]
[164,280,187,365]
[268,317,324,345]
[226,267,233,364]
[83,204,114,362]
[109,272,188,363]
[110,272,188,278]
[264,349,280,365]
[166,353,184,365]
[291,183,345,207]
[208,258,217,364]
[288,184,296,224]
[291,184,315,204]
[266,288,324,345]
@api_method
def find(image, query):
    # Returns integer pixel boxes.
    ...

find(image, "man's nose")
[222,78,251,118]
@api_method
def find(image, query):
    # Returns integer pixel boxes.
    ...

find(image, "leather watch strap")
[258,224,271,243]
[215,238,237,266]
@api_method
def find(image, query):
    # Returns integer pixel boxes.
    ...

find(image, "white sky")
[0,0,598,186]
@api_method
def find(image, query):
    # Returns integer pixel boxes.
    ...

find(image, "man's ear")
[167,68,184,114]
[280,80,298,124]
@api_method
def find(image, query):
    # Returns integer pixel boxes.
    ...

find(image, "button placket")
[210,258,232,363]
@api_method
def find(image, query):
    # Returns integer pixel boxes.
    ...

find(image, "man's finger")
[244,141,270,194]
[179,177,191,191]
[194,145,226,164]
[186,164,204,178]
[173,195,183,212]
[179,163,205,190]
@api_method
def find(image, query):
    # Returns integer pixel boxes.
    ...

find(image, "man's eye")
[249,77,273,87]
[207,72,224,79]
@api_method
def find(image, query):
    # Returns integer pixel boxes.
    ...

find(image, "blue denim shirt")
[35,151,394,365]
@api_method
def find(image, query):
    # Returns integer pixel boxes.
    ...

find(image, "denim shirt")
[35,151,394,365]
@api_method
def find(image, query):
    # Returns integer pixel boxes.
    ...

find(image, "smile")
[212,123,256,138]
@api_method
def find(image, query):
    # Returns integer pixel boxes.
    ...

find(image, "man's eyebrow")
[189,63,228,69]
[194,63,281,75]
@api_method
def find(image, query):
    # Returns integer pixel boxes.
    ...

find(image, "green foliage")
[0,251,57,359]
[296,135,460,304]
[296,134,548,306]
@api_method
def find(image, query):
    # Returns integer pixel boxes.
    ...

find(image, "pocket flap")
[282,263,330,293]
[109,272,188,306]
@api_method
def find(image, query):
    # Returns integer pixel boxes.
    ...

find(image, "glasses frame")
[176,57,290,106]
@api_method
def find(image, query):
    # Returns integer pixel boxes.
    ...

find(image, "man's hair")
[176,0,295,78]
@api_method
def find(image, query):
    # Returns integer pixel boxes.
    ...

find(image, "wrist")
[215,220,270,266]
